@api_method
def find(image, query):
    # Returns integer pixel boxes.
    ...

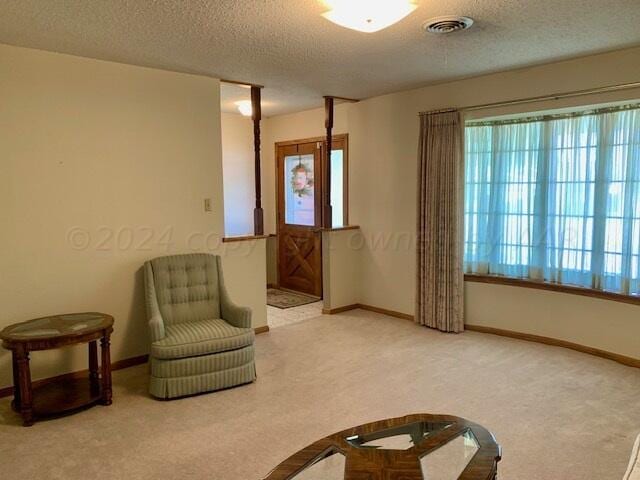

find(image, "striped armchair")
[144,253,256,399]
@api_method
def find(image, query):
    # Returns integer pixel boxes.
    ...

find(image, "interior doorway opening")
[267,135,348,319]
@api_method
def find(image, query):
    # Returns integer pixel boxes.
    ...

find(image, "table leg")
[11,350,21,411]
[15,345,33,427]
[100,333,112,406]
[88,341,99,395]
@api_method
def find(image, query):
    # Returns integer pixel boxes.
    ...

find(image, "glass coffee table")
[264,414,501,480]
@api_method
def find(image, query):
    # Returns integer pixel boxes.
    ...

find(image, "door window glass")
[285,154,315,226]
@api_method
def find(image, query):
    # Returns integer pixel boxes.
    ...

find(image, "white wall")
[261,46,640,360]
[0,44,266,389]
[221,112,255,236]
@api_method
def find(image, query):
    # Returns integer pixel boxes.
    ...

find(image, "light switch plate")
[204,198,212,212]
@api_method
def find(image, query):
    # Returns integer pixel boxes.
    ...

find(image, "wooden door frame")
[273,134,349,291]
[275,141,323,296]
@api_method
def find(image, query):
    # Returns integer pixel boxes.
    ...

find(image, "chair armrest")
[221,297,252,329]
[217,257,252,329]
[144,261,166,342]
[148,314,165,343]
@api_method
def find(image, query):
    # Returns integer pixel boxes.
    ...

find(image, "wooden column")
[251,85,264,235]
[323,96,334,229]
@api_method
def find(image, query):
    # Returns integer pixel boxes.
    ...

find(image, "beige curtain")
[416,110,464,333]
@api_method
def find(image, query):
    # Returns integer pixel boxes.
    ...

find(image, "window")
[464,104,640,296]
[330,148,345,227]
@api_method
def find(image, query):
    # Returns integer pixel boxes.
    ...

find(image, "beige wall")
[262,46,640,359]
[322,229,362,310]
[222,240,267,329]
[465,283,640,360]
[221,112,255,236]
[266,235,278,286]
[0,44,266,389]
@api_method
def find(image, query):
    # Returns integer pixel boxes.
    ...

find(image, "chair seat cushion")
[151,318,254,360]
[150,345,255,378]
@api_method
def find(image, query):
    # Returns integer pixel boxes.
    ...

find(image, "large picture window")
[464,104,640,296]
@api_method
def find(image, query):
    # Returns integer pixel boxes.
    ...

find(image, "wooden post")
[323,96,334,229]
[251,86,264,235]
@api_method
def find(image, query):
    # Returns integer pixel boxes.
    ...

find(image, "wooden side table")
[0,312,114,426]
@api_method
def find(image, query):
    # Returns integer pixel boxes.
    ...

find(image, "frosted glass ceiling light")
[322,0,418,33]
[235,100,253,117]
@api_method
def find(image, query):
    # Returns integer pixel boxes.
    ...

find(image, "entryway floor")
[267,288,320,309]
[267,300,323,329]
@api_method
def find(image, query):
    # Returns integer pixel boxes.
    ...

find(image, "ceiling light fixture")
[321,0,418,33]
[235,100,253,117]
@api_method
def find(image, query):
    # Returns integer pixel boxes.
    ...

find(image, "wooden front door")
[277,141,323,297]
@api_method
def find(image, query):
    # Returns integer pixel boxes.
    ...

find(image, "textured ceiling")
[1,0,640,116]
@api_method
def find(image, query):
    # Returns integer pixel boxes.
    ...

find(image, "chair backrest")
[149,253,221,325]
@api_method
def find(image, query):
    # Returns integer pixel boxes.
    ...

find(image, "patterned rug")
[267,288,320,309]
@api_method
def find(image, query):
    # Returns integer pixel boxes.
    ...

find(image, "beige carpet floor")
[1,309,639,479]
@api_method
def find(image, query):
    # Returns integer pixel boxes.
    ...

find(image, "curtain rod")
[419,81,640,115]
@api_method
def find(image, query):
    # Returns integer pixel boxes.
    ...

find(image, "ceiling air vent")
[423,16,474,34]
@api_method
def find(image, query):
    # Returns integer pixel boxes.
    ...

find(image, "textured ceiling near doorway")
[1,0,640,116]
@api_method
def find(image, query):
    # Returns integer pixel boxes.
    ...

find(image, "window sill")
[464,274,640,306]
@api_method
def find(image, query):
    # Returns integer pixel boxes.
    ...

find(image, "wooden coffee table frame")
[1,313,114,426]
[264,413,501,480]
